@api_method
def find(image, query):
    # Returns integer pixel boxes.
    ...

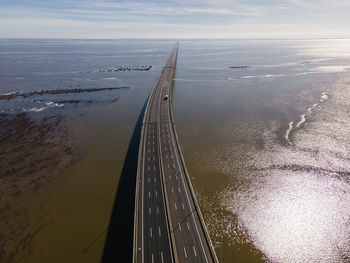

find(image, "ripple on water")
[211,78,350,262]
[224,170,350,263]
[284,91,329,145]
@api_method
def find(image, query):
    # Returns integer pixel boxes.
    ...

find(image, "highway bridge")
[133,44,218,263]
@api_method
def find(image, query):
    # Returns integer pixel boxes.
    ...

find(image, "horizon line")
[1,37,350,41]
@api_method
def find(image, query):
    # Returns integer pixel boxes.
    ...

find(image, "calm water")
[1,39,350,262]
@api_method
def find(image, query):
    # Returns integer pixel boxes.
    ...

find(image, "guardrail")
[133,71,163,263]
[167,47,219,263]
[133,44,218,263]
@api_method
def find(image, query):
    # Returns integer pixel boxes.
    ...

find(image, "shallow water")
[174,39,350,262]
[1,39,350,262]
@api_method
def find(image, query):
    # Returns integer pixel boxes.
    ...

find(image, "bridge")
[133,44,218,263]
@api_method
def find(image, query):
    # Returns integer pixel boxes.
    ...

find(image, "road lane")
[133,44,217,263]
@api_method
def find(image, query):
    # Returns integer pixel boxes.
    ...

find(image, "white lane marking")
[153,141,155,144]
[182,203,185,210]
[153,148,155,152]
[148,177,150,183]
[172,163,175,168]
[161,252,164,263]
[148,157,150,161]
[155,190,158,197]
[153,157,155,161]
[165,147,167,151]
[184,247,187,258]
[175,203,177,210]
[152,253,154,263]
[153,166,156,171]
[158,227,161,237]
[149,207,151,215]
[150,227,152,238]
[178,187,181,193]
[167,163,169,168]
[193,246,197,257]
[148,191,151,198]
[148,149,150,153]
[157,206,159,214]
[166,154,168,159]
[179,222,182,231]
[171,187,174,193]
[176,156,209,263]
[187,222,190,230]
[169,175,172,179]
[154,177,156,183]
[148,167,150,171]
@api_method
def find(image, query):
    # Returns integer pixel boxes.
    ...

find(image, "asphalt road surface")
[133,44,217,263]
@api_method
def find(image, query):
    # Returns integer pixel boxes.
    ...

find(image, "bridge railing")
[167,47,219,263]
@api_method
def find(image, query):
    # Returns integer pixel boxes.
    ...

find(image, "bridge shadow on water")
[101,101,147,263]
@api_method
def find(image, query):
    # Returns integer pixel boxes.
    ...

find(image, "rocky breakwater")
[88,65,152,73]
[0,85,130,261]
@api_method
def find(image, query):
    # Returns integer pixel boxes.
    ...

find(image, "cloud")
[0,0,350,38]
[77,0,287,18]
[289,0,350,9]
[183,7,262,16]
[1,16,349,39]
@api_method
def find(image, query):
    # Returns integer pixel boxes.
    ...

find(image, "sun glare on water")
[228,171,350,262]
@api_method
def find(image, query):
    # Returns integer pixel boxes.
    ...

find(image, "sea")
[1,38,350,262]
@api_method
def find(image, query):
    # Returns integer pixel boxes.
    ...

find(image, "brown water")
[2,39,350,262]
[174,40,350,262]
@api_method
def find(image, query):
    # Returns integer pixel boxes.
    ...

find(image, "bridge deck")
[133,44,217,263]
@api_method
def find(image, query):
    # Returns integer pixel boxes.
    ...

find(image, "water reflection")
[175,40,350,262]
[219,78,350,262]
[225,171,350,262]
[2,38,350,262]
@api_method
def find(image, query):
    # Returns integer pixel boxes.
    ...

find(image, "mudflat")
[0,112,76,262]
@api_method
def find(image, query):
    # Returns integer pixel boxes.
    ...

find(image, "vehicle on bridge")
[133,44,218,263]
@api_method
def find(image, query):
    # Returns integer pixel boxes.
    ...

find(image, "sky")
[0,0,350,39]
